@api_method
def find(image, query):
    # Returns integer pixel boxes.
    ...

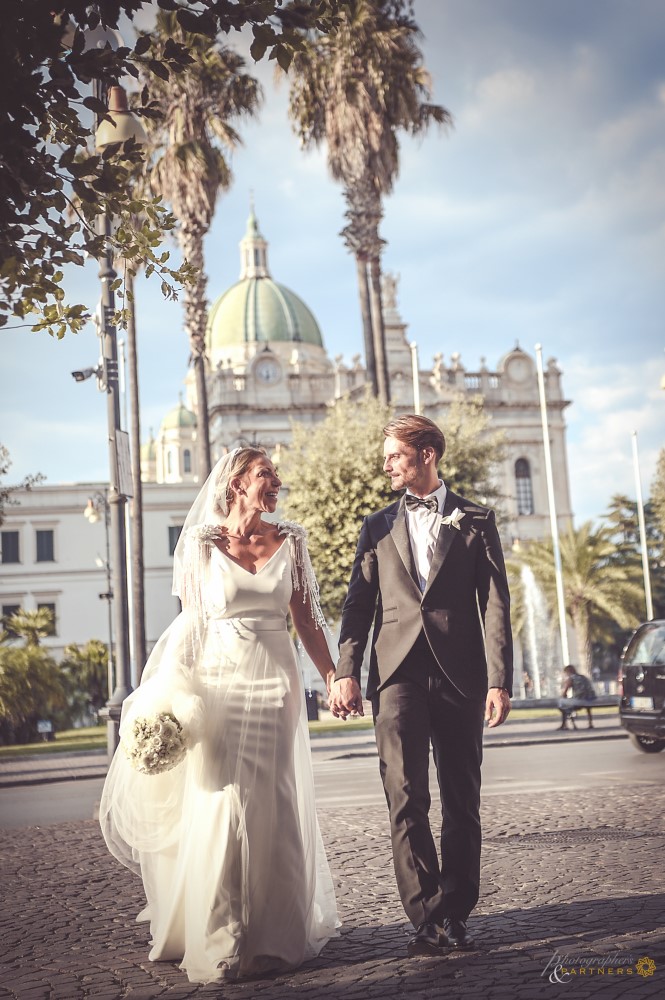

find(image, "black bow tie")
[405,494,439,513]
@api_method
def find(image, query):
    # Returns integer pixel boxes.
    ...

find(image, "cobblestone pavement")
[0,778,663,1000]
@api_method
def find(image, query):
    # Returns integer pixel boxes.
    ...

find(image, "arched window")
[515,458,534,515]
[166,450,173,476]
[183,449,191,474]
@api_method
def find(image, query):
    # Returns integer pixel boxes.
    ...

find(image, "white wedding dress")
[100,531,339,984]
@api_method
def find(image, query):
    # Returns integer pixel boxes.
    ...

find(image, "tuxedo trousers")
[371,633,485,927]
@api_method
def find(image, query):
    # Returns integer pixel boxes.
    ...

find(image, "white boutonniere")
[441,507,465,531]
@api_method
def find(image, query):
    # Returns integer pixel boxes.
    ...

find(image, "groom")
[330,414,513,956]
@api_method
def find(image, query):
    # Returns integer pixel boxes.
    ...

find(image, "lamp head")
[84,499,100,523]
[95,85,148,150]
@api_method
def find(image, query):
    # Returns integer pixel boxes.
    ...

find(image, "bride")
[99,447,340,984]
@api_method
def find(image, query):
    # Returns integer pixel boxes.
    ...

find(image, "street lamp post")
[84,494,115,708]
[93,84,148,756]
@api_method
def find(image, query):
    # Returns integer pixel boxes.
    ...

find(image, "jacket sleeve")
[336,516,380,684]
[475,509,514,695]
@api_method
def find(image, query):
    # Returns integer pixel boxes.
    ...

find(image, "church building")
[143,209,573,547]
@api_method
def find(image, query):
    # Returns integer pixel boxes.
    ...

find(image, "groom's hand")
[485,687,511,728]
[329,677,365,720]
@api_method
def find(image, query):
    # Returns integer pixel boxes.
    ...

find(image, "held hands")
[329,677,365,720]
[485,687,511,728]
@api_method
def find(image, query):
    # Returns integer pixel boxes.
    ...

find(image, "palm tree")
[517,522,645,674]
[288,0,451,404]
[141,12,262,476]
[5,608,54,646]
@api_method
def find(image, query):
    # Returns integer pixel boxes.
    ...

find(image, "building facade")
[144,211,573,546]
[1,210,573,688]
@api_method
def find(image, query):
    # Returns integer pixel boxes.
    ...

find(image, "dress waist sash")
[210,615,287,633]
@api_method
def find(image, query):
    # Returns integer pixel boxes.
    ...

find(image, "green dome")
[161,401,197,431]
[140,436,156,460]
[206,277,323,352]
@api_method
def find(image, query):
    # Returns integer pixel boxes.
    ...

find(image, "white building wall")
[1,482,197,667]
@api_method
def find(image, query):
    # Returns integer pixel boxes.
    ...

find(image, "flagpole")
[535,344,570,664]
[410,341,421,415]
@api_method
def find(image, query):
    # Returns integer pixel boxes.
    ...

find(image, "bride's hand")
[325,669,336,695]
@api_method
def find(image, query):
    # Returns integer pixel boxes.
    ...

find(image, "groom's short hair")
[383,414,446,463]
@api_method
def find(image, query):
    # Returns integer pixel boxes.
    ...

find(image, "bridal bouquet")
[122,712,188,775]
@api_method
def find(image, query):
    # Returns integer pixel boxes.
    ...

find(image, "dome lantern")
[206,207,324,358]
[240,205,270,280]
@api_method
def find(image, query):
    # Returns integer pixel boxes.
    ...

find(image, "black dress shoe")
[407,921,447,957]
[442,917,475,950]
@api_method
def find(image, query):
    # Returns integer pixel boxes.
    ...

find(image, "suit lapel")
[385,497,422,594]
[423,489,463,596]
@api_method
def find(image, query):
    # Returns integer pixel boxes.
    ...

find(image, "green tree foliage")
[0,0,347,337]
[280,393,393,619]
[4,608,56,647]
[0,609,68,744]
[651,449,665,541]
[602,492,664,616]
[280,392,505,620]
[60,640,109,720]
[516,522,645,675]
[0,445,44,526]
[436,394,506,510]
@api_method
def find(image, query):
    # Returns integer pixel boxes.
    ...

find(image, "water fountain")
[520,564,562,698]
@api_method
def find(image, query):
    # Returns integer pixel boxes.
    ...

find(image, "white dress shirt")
[405,480,447,591]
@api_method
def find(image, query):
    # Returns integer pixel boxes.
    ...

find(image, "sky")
[1,0,664,524]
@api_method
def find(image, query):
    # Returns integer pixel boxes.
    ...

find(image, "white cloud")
[564,357,664,520]
[475,67,536,106]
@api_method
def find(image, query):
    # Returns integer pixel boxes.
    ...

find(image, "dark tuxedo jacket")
[336,490,513,700]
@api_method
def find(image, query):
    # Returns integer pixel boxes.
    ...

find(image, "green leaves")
[82,95,108,115]
[148,58,170,81]
[281,392,394,620]
[0,0,349,339]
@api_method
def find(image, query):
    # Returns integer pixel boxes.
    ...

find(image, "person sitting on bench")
[557,664,596,730]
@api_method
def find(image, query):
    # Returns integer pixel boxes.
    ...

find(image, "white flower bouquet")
[122,712,189,775]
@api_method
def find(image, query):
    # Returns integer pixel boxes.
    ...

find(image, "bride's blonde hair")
[215,447,268,513]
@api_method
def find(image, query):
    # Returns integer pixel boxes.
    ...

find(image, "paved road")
[315,736,665,806]
[1,729,661,828]
[1,761,663,999]
[1,717,663,1000]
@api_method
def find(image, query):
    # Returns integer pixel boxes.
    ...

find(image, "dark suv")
[619,620,665,753]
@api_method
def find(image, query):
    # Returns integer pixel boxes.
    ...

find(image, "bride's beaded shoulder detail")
[188,524,224,545]
[276,521,326,629]
[276,519,307,542]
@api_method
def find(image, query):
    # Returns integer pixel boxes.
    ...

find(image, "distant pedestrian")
[557,664,596,730]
